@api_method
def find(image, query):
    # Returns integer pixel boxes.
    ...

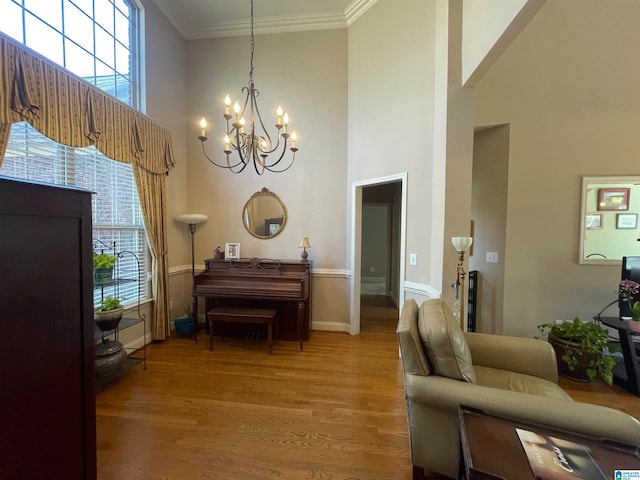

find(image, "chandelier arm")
[251,94,277,154]
[264,150,296,173]
[201,141,246,170]
[199,0,298,174]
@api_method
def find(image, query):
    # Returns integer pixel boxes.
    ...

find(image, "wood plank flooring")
[96,296,640,480]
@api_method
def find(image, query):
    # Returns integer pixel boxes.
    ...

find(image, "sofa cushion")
[474,365,572,400]
[418,299,476,383]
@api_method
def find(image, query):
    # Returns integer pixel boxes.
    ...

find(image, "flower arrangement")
[619,279,640,320]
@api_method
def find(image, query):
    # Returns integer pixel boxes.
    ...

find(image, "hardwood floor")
[96,296,640,480]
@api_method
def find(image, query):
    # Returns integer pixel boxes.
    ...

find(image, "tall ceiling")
[150,0,378,39]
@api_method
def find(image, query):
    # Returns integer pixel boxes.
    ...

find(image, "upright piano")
[192,258,312,346]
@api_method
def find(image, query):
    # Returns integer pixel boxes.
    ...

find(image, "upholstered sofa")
[397,298,640,479]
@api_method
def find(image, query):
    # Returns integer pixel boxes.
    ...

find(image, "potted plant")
[619,279,640,332]
[537,317,615,385]
[94,295,125,331]
[93,253,117,286]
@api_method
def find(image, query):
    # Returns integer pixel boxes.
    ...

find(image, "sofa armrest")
[405,374,640,445]
[465,332,558,383]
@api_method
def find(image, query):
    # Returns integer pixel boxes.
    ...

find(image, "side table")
[598,316,640,396]
[458,406,640,480]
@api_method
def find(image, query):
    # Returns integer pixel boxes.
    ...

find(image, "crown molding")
[189,12,347,40]
[151,0,191,39]
[345,0,379,26]
[151,0,379,40]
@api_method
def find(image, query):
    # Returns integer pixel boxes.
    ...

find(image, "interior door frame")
[349,172,407,335]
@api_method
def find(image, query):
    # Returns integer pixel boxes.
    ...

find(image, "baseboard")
[312,321,350,333]
[123,331,153,351]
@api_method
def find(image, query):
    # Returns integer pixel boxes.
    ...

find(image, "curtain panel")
[0,33,175,340]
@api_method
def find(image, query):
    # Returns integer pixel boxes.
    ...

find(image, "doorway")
[350,173,407,334]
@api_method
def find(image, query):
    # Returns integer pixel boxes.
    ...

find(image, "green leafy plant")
[93,253,117,269]
[95,295,124,312]
[537,317,616,385]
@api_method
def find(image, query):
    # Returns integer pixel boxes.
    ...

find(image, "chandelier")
[197,0,299,175]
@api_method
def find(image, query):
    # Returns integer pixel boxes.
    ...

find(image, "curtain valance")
[0,33,175,175]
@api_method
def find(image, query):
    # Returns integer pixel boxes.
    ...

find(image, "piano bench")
[207,307,278,355]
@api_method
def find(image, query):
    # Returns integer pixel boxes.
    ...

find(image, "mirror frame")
[242,187,287,239]
[579,175,640,265]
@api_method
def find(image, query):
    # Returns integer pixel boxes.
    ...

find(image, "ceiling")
[150,0,378,39]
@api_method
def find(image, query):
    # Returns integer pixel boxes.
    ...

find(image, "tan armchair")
[397,298,640,479]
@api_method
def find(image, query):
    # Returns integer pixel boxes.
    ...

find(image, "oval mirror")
[579,176,640,265]
[242,188,287,239]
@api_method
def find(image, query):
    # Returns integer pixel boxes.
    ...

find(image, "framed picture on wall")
[225,242,240,259]
[616,213,638,229]
[585,213,603,230]
[598,188,630,210]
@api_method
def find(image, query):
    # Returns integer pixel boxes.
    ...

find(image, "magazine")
[516,428,608,480]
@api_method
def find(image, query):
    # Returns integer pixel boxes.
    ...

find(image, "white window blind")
[2,122,150,304]
[0,0,149,306]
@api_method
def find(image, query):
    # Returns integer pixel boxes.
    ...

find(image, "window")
[0,0,149,304]
[0,0,139,105]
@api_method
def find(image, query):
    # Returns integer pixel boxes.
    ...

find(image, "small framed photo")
[617,213,638,229]
[598,188,630,211]
[585,213,603,230]
[225,242,240,259]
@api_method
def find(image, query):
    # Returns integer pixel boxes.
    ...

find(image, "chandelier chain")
[197,0,298,174]
[249,0,254,85]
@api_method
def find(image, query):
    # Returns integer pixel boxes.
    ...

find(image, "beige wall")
[137,0,545,336]
[185,29,350,330]
[470,125,509,333]
[138,0,190,327]
[474,0,640,337]
[348,0,436,292]
[461,0,546,86]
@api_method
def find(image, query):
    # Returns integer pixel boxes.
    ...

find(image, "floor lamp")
[451,236,473,330]
[176,213,208,338]
[176,213,208,278]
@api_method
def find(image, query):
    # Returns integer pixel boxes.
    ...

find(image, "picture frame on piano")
[225,242,240,260]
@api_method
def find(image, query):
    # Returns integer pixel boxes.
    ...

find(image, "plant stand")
[93,240,146,389]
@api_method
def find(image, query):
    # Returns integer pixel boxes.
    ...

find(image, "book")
[516,428,608,480]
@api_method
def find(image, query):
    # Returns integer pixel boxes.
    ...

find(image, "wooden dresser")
[0,176,96,479]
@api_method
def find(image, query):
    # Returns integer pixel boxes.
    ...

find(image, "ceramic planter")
[94,307,124,332]
[547,332,599,382]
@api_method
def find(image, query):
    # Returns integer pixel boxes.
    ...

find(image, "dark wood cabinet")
[0,176,96,479]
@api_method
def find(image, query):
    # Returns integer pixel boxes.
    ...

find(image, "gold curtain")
[0,33,175,340]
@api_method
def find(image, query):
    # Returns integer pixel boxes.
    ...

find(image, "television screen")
[620,256,640,317]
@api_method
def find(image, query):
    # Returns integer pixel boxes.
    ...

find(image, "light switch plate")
[409,253,417,266]
[486,252,498,263]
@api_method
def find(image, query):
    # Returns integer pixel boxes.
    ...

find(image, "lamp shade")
[451,236,473,253]
[298,237,311,249]
[176,213,208,225]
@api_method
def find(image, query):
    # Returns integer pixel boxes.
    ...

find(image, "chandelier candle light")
[452,236,473,330]
[198,0,299,175]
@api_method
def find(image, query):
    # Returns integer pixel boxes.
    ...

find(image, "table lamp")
[299,237,311,260]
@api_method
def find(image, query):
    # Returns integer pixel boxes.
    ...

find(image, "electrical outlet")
[409,253,417,266]
[486,252,499,263]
